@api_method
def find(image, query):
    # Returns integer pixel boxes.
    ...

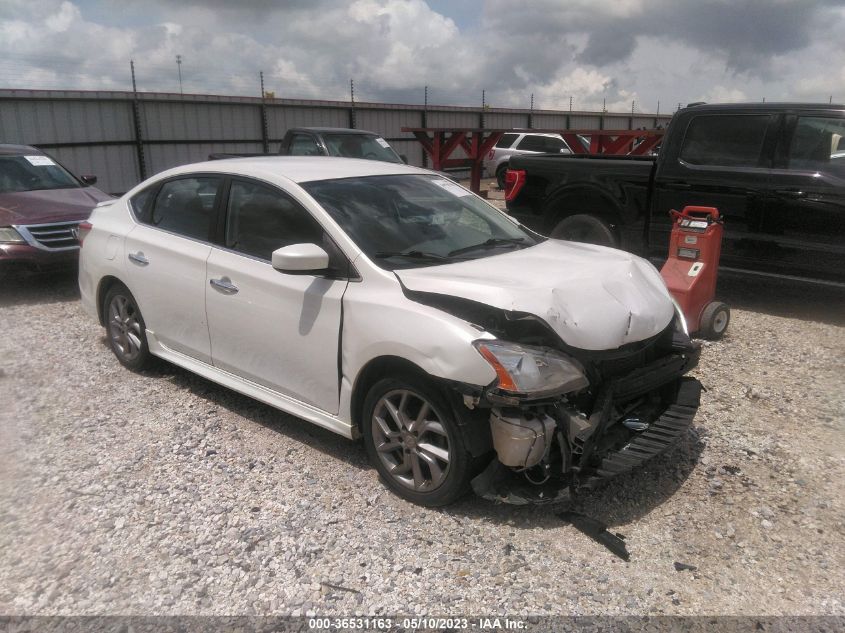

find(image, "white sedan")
[79,157,702,506]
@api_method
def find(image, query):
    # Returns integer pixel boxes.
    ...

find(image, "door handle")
[775,189,808,199]
[664,181,692,190]
[209,277,239,294]
[128,251,149,266]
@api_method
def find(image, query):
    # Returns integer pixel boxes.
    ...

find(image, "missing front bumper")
[471,376,702,505]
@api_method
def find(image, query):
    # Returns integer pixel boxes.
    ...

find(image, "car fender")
[337,271,496,425]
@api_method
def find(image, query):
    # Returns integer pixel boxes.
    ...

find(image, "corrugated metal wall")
[0,89,673,194]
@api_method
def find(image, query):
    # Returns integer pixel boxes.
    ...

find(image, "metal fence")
[0,89,673,194]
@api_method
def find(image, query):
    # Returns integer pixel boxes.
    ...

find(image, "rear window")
[495,133,519,149]
[679,114,771,167]
[321,134,403,164]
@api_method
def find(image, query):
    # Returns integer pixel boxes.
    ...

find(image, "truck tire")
[550,214,617,248]
[495,164,509,190]
[698,301,730,340]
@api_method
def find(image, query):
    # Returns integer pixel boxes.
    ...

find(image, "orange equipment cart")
[660,205,730,340]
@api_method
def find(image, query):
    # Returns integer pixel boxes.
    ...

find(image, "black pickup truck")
[506,103,845,285]
[209,127,405,163]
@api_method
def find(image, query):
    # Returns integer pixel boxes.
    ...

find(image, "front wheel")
[550,213,617,248]
[362,375,473,506]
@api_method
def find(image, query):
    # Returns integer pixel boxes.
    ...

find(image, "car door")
[651,112,777,272]
[763,112,845,283]
[124,175,222,363]
[205,177,349,413]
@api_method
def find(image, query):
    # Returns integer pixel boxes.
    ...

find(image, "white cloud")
[0,0,842,111]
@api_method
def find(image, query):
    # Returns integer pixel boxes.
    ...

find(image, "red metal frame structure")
[403,128,665,193]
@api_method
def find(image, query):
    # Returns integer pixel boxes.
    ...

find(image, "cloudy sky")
[0,0,843,113]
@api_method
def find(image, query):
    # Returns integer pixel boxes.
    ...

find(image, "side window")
[288,134,322,156]
[788,116,845,177]
[680,115,771,167]
[144,177,219,241]
[495,133,519,149]
[129,186,155,218]
[542,136,567,152]
[516,135,551,152]
[225,180,326,261]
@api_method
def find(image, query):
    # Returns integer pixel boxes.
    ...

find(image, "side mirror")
[271,243,330,274]
[399,154,408,164]
[80,175,98,185]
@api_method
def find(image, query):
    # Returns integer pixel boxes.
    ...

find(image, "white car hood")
[394,239,674,351]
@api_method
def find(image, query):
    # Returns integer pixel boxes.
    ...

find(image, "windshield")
[0,155,80,194]
[321,134,403,164]
[302,174,540,270]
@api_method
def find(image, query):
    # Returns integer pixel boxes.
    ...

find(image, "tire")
[362,374,473,507]
[698,301,730,340]
[495,164,509,190]
[102,283,153,371]
[550,213,617,248]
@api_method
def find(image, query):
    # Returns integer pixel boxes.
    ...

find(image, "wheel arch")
[543,184,624,236]
[350,355,432,436]
[96,275,127,326]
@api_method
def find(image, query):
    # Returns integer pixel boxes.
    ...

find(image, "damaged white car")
[79,157,702,507]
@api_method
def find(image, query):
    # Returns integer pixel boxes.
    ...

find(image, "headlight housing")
[474,340,589,398]
[0,227,24,243]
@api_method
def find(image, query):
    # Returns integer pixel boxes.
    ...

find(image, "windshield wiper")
[373,250,449,261]
[447,237,526,257]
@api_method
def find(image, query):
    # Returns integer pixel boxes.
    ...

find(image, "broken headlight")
[474,340,589,398]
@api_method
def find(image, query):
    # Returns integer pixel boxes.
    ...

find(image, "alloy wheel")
[108,294,143,362]
[370,389,452,492]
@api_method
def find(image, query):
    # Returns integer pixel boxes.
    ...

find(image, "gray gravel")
[1,264,843,617]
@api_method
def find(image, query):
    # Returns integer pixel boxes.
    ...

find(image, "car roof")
[292,127,380,135]
[684,102,845,112]
[0,144,43,156]
[158,156,432,184]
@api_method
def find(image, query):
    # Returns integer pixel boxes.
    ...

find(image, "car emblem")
[70,226,79,240]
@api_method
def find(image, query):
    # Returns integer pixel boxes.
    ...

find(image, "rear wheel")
[495,164,509,190]
[550,213,617,247]
[363,374,473,506]
[103,283,153,371]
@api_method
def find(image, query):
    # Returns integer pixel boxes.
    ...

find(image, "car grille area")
[22,222,80,250]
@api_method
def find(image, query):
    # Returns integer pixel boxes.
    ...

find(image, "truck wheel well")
[96,276,123,326]
[351,356,430,435]
[545,190,622,236]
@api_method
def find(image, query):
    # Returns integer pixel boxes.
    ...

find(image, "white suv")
[79,156,701,506]
[485,132,572,188]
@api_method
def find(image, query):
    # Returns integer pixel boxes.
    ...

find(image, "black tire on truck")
[495,164,509,190]
[550,214,618,248]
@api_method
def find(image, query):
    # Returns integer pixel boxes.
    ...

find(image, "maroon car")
[0,144,112,271]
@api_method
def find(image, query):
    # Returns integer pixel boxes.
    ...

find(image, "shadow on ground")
[0,267,80,308]
[717,274,845,327]
[105,334,704,532]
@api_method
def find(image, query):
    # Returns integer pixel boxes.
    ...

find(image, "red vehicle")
[0,144,111,272]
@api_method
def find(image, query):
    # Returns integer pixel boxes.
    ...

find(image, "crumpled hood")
[0,187,112,226]
[394,239,675,351]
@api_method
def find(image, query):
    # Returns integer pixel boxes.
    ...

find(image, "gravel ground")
[1,261,843,618]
